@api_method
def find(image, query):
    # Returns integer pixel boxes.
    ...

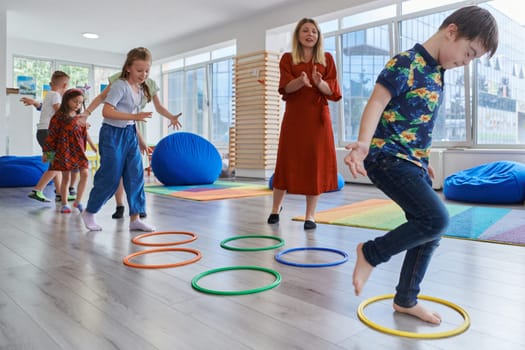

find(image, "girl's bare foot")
[352,243,373,296]
[393,303,442,324]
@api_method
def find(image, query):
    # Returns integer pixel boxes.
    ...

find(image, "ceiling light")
[82,32,99,39]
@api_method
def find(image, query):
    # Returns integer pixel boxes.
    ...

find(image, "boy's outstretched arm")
[344,83,391,178]
[20,97,42,110]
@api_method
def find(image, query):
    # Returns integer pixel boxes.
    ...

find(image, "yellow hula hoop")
[357,294,470,339]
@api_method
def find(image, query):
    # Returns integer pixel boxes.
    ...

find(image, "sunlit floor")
[0,178,524,350]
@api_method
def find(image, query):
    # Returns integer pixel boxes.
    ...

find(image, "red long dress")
[273,52,341,195]
[44,112,89,171]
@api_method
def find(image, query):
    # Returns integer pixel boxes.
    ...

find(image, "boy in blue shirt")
[345,6,498,324]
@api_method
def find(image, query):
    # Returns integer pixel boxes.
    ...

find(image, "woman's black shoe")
[267,206,283,224]
[267,213,279,224]
[304,220,317,230]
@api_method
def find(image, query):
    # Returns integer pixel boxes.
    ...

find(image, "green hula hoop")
[220,235,285,251]
[191,266,281,295]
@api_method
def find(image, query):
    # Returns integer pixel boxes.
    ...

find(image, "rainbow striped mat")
[144,180,272,201]
[293,199,525,246]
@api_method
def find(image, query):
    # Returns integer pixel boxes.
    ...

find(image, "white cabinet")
[4,94,40,155]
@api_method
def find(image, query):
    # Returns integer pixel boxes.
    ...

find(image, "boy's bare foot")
[393,303,442,324]
[352,243,373,296]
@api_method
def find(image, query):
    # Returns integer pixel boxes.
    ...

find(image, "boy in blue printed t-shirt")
[344,6,498,324]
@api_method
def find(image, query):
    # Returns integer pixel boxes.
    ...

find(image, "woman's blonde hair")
[120,47,152,103]
[291,18,326,66]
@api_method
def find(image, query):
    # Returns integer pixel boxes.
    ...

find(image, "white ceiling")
[3,0,303,54]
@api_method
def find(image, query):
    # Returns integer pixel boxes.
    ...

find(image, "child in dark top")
[344,6,498,324]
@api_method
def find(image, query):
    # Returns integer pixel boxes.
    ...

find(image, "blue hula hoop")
[275,247,349,268]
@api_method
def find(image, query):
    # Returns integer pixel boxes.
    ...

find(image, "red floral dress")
[272,52,342,195]
[44,112,88,171]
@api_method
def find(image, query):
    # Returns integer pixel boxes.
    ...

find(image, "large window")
[313,0,525,148]
[93,66,120,95]
[183,67,206,136]
[476,2,525,145]
[325,36,340,140]
[210,60,234,144]
[57,62,90,90]
[12,56,120,106]
[162,44,235,147]
[165,70,184,123]
[340,25,391,143]
[13,56,52,99]
[12,56,120,144]
[13,57,92,99]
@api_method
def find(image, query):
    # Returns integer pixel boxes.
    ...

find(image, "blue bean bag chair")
[151,132,222,186]
[0,155,48,187]
[444,161,525,204]
[268,173,345,192]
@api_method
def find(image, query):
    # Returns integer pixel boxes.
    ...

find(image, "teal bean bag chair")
[0,155,48,187]
[443,161,525,204]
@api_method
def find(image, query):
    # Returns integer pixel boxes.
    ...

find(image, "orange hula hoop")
[123,247,202,269]
[131,231,198,246]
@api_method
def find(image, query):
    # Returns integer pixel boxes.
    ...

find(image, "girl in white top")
[82,47,179,231]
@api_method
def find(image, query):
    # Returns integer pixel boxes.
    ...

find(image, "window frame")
[315,0,524,149]
[161,45,235,147]
[11,55,120,105]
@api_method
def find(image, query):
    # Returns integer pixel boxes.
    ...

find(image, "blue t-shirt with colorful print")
[369,43,445,169]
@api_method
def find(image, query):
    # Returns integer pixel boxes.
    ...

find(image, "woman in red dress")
[44,89,94,214]
[268,18,342,230]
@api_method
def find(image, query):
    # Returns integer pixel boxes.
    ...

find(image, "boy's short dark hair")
[50,70,70,85]
[439,5,498,58]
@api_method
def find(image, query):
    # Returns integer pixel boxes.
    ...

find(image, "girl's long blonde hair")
[119,47,152,103]
[291,18,326,66]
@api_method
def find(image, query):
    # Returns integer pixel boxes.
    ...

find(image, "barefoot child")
[344,6,498,324]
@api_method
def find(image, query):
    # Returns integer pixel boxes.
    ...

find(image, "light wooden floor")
[0,177,524,350]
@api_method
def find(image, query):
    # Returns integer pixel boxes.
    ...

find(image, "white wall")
[443,149,525,178]
[6,38,123,84]
[0,11,6,156]
[5,94,40,155]
[151,0,371,58]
